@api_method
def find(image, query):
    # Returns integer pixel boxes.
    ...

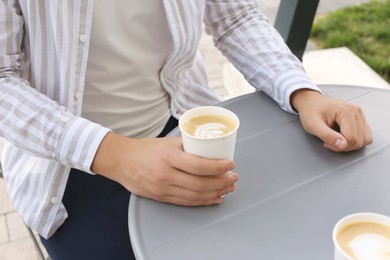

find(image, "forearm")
[0,78,110,172]
[204,0,322,113]
[1,1,112,172]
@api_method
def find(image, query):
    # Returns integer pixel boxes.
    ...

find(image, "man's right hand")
[91,132,239,206]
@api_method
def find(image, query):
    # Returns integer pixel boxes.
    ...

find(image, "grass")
[311,0,390,83]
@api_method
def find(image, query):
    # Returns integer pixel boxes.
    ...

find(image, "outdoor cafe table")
[129,85,390,260]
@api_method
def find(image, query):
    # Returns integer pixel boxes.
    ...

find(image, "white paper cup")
[333,212,390,260]
[179,106,240,160]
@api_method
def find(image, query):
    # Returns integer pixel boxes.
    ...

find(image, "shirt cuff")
[273,69,323,114]
[55,116,111,174]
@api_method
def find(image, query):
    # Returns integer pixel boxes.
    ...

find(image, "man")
[0,1,372,259]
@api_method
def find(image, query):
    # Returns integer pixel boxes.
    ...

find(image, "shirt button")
[79,34,87,42]
[51,197,58,204]
[74,91,82,100]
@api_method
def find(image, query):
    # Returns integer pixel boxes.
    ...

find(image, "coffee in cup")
[333,213,390,260]
[179,106,240,160]
[181,114,237,139]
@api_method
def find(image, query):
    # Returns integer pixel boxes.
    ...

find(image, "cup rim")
[179,106,240,140]
[332,212,390,260]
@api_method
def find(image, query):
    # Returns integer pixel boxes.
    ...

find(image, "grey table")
[129,85,390,260]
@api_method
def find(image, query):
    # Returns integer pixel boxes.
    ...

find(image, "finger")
[170,184,235,204]
[308,117,348,152]
[172,150,236,176]
[133,172,235,206]
[336,106,363,151]
[158,185,235,206]
[169,170,238,192]
[357,109,373,147]
[162,195,224,207]
[343,110,373,151]
[363,117,373,145]
[354,109,372,147]
[346,111,365,151]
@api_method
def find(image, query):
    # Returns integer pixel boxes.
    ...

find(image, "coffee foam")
[194,123,228,139]
[348,233,390,260]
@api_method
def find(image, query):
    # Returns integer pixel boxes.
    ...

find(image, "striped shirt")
[0,0,320,238]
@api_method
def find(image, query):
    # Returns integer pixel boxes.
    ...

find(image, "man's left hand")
[290,89,373,152]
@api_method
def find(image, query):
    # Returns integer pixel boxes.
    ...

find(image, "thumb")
[308,119,347,152]
[323,135,347,152]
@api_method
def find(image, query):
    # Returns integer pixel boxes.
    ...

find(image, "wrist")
[91,132,130,178]
[290,88,323,113]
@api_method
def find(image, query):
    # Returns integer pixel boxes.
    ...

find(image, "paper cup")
[333,212,390,260]
[179,106,240,160]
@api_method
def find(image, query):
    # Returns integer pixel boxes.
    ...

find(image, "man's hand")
[291,89,373,152]
[91,133,238,206]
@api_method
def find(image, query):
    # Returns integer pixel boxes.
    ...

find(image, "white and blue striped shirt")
[0,0,319,238]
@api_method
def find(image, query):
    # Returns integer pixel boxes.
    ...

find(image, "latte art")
[348,233,390,260]
[194,123,228,139]
[182,114,236,138]
[337,221,390,260]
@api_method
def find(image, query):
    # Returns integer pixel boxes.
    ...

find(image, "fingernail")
[228,161,236,171]
[232,173,239,183]
[214,198,223,204]
[335,139,346,148]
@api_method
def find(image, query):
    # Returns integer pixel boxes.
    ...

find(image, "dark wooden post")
[274,0,320,60]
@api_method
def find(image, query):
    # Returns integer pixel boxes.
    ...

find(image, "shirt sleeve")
[204,0,322,113]
[0,1,110,174]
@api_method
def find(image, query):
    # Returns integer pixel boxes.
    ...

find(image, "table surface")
[129,85,390,260]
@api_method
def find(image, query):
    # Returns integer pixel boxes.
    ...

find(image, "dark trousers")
[40,116,178,260]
